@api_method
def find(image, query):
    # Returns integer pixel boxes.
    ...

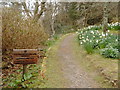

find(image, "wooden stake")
[23,64,27,81]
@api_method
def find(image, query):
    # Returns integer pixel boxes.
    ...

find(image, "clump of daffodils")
[78,23,119,59]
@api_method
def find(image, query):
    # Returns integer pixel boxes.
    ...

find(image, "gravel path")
[57,33,99,88]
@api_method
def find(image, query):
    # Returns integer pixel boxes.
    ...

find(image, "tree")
[103,2,109,36]
[68,2,79,26]
[21,1,46,22]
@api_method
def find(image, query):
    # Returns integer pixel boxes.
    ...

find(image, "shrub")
[2,8,48,50]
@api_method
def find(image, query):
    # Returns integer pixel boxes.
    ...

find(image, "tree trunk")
[103,2,108,36]
[51,19,55,36]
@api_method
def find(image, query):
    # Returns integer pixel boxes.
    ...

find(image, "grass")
[38,33,118,88]
[40,33,118,88]
[109,30,118,35]
[72,34,118,88]
[16,32,117,88]
[39,34,69,88]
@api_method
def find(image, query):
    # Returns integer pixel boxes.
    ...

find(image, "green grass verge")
[39,34,69,88]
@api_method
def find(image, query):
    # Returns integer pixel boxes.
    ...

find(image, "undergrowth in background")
[55,24,76,34]
[78,22,119,59]
[45,34,60,47]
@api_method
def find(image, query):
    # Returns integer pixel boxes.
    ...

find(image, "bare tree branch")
[21,2,31,17]
[34,2,46,22]
[34,2,39,16]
